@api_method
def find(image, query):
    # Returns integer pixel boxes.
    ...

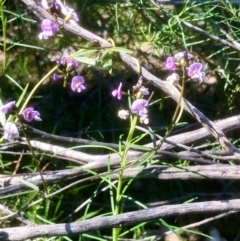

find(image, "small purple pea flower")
[3,122,19,142]
[112,82,122,100]
[57,56,78,72]
[55,0,79,22]
[53,73,61,81]
[50,2,62,15]
[188,62,205,83]
[39,19,59,40]
[0,101,16,114]
[139,86,149,96]
[42,0,63,16]
[166,57,176,71]
[22,107,42,122]
[174,51,193,61]
[131,99,148,116]
[64,6,79,22]
[71,76,86,93]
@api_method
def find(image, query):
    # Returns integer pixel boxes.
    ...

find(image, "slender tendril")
[17,115,48,195]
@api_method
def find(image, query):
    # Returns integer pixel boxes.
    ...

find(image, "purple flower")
[3,122,19,142]
[39,19,59,40]
[0,101,16,114]
[166,57,176,71]
[188,62,205,83]
[50,2,62,15]
[64,6,79,22]
[53,73,61,81]
[131,99,148,116]
[174,51,193,61]
[56,0,79,21]
[71,76,86,93]
[42,0,62,15]
[112,82,122,100]
[57,56,78,72]
[138,76,143,84]
[139,86,149,95]
[22,107,42,122]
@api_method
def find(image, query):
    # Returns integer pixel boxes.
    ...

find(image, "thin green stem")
[0,0,7,73]
[113,115,138,241]
[156,70,186,150]
[17,116,48,195]
[18,66,58,115]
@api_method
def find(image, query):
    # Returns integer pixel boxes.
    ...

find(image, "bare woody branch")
[0,114,239,195]
[21,114,240,163]
[2,164,240,196]
[0,199,240,241]
[19,114,240,151]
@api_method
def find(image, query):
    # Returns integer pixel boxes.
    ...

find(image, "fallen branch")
[2,164,240,195]
[0,199,240,241]
[20,114,240,151]
[16,115,240,163]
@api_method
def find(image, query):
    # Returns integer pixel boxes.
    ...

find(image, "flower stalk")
[18,66,58,115]
[17,116,48,195]
[157,63,186,149]
[113,115,138,241]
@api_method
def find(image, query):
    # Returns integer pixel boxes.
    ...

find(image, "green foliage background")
[1,0,240,240]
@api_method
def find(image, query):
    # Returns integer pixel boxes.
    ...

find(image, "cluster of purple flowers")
[39,19,59,40]
[40,2,86,90]
[111,76,150,124]
[53,56,86,92]
[0,1,84,142]
[38,2,85,92]
[0,101,42,142]
[165,51,205,84]
[39,0,79,40]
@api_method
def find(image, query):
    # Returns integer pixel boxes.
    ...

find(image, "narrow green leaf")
[82,233,107,241]
[72,56,96,66]
[16,177,39,191]
[122,141,153,151]
[110,47,133,54]
[72,49,98,57]
[0,190,37,199]
[5,74,24,90]
[17,83,29,108]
